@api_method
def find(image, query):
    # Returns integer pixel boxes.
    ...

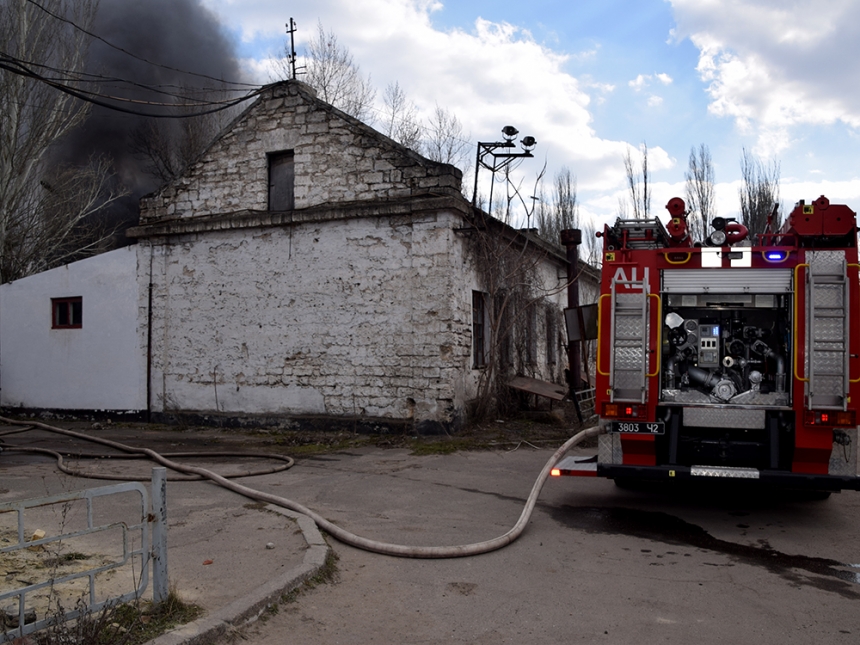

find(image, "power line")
[0,54,263,118]
[27,60,249,97]
[1,52,251,105]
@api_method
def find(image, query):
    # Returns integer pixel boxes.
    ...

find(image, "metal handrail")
[662,252,691,265]
[596,293,610,376]
[850,263,860,383]
[792,263,809,383]
[646,293,662,378]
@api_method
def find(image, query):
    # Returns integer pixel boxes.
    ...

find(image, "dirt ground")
[0,401,596,459]
[0,403,594,633]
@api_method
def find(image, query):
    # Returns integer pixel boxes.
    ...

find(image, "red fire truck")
[554,196,860,491]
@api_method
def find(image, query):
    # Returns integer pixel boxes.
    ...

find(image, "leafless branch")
[0,0,125,283]
[684,143,714,243]
[739,147,781,235]
[382,81,422,150]
[273,21,376,123]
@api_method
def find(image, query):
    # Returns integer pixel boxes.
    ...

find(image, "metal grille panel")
[813,284,843,307]
[691,466,760,479]
[615,317,645,339]
[614,346,645,367]
[662,390,790,406]
[662,269,791,294]
[684,407,766,429]
[814,375,844,397]
[808,250,846,273]
[598,433,624,465]
[610,280,649,402]
[814,318,845,341]
[615,292,643,307]
[813,352,845,372]
[805,250,848,408]
[614,371,644,390]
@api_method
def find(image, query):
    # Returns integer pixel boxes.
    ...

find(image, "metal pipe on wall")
[560,229,583,393]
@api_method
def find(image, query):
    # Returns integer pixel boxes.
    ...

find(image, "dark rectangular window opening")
[472,291,487,368]
[52,297,82,329]
[268,150,295,211]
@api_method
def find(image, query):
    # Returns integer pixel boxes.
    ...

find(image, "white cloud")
[582,78,615,106]
[629,74,649,91]
[670,0,860,155]
[628,73,672,107]
[202,0,673,222]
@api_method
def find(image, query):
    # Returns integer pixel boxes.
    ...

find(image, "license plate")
[611,421,665,435]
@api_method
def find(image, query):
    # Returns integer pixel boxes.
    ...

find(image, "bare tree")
[131,87,236,186]
[381,81,422,150]
[494,162,546,229]
[423,104,470,170]
[3,157,122,280]
[684,143,715,243]
[533,184,550,236]
[468,212,566,420]
[0,0,124,283]
[623,143,650,219]
[535,166,579,245]
[467,160,578,420]
[739,148,781,236]
[273,22,376,122]
[580,218,602,268]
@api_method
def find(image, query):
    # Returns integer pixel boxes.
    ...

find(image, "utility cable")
[0,416,599,559]
[0,52,251,104]
[0,54,264,118]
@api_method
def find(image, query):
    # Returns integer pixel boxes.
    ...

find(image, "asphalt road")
[228,445,860,645]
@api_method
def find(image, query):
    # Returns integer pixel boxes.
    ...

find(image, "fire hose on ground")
[0,415,600,559]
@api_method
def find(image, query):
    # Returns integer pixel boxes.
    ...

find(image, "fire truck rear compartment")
[586,197,860,490]
[658,292,794,470]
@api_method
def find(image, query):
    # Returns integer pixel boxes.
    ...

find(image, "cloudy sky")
[200,0,860,231]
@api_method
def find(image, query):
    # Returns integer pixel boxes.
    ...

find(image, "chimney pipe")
[560,229,583,398]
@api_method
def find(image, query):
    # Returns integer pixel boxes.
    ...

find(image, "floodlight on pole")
[471,125,538,209]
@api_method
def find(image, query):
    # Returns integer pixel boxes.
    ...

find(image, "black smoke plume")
[54,0,246,237]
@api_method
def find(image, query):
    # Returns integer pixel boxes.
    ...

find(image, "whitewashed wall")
[143,209,472,429]
[0,247,146,411]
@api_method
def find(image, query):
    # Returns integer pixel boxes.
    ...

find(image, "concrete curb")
[144,507,330,645]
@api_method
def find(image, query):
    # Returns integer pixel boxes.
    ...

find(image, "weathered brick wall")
[139,81,462,223]
[143,209,472,431]
[132,79,576,428]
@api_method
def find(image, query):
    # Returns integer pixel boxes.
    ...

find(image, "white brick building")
[1,81,591,432]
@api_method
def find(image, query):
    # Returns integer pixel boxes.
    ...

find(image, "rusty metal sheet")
[509,376,567,401]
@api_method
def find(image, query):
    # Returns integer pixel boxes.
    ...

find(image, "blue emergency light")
[763,250,788,263]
